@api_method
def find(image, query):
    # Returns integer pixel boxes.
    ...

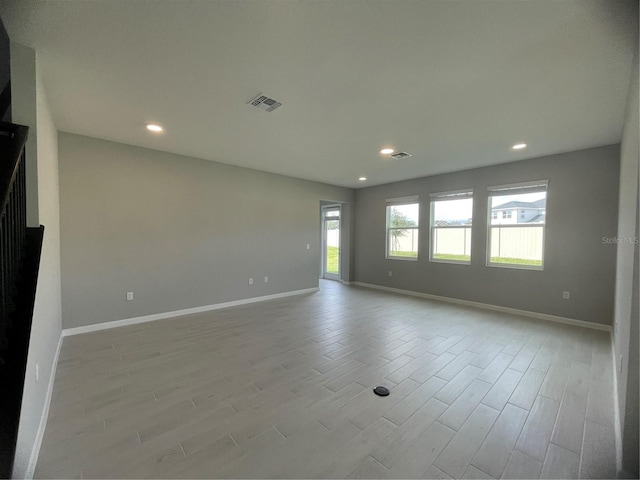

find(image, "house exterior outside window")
[487,181,548,269]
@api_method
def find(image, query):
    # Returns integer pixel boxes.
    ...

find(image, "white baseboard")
[23,282,613,478]
[26,287,318,476]
[24,333,63,479]
[352,282,612,332]
[62,287,319,337]
[610,333,623,474]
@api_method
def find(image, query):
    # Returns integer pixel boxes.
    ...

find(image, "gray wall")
[354,145,620,326]
[10,45,62,479]
[59,133,353,329]
[10,43,39,227]
[614,50,639,477]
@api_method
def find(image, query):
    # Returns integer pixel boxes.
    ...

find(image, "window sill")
[429,259,471,265]
[386,256,418,261]
[486,262,544,271]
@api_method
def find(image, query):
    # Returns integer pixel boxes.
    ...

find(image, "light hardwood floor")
[35,281,617,479]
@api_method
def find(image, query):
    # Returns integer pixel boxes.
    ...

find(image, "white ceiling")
[0,0,637,188]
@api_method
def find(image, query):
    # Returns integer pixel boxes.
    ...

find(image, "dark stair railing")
[0,122,28,352]
[0,122,44,478]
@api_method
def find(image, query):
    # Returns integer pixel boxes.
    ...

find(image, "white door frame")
[321,204,341,281]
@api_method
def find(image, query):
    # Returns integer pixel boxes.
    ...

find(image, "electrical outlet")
[388,270,393,277]
[562,291,570,300]
[264,276,268,283]
[248,278,253,285]
[126,292,133,301]
[35,363,39,383]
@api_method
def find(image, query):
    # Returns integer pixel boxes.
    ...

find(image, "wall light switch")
[562,291,570,300]
[388,271,393,277]
[264,276,269,283]
[126,292,134,301]
[306,244,310,250]
[248,278,253,285]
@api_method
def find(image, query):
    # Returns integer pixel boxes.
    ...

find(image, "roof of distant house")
[527,213,545,223]
[492,198,546,210]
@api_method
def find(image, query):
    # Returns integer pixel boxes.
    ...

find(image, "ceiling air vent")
[248,93,282,112]
[389,151,412,159]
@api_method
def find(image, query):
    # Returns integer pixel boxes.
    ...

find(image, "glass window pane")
[489,225,543,267]
[388,228,418,258]
[431,197,473,263]
[326,219,339,230]
[489,191,545,225]
[488,190,546,268]
[433,198,473,225]
[390,204,419,226]
[386,202,419,259]
[324,213,339,275]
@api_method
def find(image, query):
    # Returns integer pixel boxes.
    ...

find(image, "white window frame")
[385,195,419,261]
[429,189,473,265]
[487,180,548,270]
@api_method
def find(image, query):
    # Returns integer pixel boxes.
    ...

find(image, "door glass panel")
[324,208,340,277]
[325,219,339,274]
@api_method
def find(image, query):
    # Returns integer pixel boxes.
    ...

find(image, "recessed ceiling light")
[146,124,164,133]
[512,143,527,150]
[380,148,394,155]
[358,177,367,181]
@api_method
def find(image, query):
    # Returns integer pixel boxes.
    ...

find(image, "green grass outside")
[490,256,542,266]
[432,254,541,266]
[327,246,339,274]
[328,246,539,271]
[389,250,417,258]
[432,253,470,262]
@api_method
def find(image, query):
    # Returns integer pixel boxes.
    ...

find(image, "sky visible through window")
[392,203,419,224]
[433,198,473,222]
[432,192,545,223]
[491,192,545,206]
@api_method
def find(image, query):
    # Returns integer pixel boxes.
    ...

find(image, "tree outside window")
[386,201,419,259]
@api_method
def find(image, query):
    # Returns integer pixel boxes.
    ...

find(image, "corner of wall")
[10,45,62,480]
[612,48,639,477]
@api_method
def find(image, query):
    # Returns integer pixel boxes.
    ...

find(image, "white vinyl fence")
[489,225,543,260]
[432,225,543,261]
[432,226,471,256]
[388,229,419,255]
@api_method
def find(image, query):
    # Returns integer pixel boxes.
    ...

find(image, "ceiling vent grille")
[248,93,282,112]
[389,151,412,159]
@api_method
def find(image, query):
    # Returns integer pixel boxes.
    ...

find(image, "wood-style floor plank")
[34,281,616,479]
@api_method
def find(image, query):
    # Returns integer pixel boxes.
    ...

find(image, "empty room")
[0,0,638,479]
